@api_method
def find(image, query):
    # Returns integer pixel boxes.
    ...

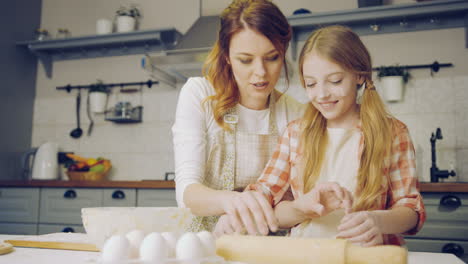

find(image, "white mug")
[96,19,112,34]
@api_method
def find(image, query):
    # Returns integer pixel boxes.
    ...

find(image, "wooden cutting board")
[5,239,99,252]
[4,233,99,252]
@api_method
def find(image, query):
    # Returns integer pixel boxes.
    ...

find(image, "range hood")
[144,16,219,86]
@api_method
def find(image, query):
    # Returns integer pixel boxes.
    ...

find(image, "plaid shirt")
[247,118,426,246]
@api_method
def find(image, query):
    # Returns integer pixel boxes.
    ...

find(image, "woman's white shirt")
[172,77,304,207]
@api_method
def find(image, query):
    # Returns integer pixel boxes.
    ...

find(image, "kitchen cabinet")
[0,186,174,235]
[137,189,177,207]
[405,192,468,263]
[0,188,39,235]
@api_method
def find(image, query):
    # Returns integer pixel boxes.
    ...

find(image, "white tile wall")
[383,76,466,183]
[31,1,468,182]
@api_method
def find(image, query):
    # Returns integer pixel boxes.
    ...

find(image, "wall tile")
[78,123,145,153]
[31,125,57,147]
[142,89,179,122]
[414,77,455,114]
[454,76,468,109]
[456,148,468,182]
[382,78,418,115]
[455,111,468,149]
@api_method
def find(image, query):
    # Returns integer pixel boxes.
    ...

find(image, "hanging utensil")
[70,89,83,139]
[86,90,94,136]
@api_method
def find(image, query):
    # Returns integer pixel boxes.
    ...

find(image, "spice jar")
[56,28,71,39]
[35,28,50,41]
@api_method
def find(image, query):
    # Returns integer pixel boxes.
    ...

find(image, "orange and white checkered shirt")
[247,118,426,246]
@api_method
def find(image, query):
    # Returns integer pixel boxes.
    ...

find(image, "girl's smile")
[302,52,362,129]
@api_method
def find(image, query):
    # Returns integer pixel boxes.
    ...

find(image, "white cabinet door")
[137,189,177,207]
[0,187,39,223]
[0,223,37,235]
[406,238,468,263]
[102,189,136,207]
[39,188,102,225]
[38,224,85,235]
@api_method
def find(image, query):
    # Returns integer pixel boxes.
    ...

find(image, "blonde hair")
[298,25,394,211]
[202,0,291,130]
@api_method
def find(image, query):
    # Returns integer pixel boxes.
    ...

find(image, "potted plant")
[89,80,109,113]
[377,65,410,102]
[115,4,142,33]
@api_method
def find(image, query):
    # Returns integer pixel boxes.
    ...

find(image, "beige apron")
[188,93,279,232]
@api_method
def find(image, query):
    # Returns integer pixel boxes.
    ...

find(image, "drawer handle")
[62,227,75,233]
[112,190,125,200]
[440,195,461,208]
[442,243,464,258]
[63,190,77,199]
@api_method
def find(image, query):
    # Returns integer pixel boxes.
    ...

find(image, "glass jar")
[56,28,71,39]
[35,28,50,41]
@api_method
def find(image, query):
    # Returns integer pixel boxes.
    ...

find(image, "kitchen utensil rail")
[56,79,157,93]
[372,61,453,74]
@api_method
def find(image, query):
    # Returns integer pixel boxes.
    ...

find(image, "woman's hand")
[336,211,384,247]
[293,182,353,218]
[213,214,239,238]
[221,190,278,236]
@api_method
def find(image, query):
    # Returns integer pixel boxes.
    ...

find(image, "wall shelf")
[288,0,468,60]
[16,0,468,80]
[16,28,182,78]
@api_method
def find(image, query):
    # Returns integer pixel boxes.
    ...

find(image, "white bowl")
[82,207,193,249]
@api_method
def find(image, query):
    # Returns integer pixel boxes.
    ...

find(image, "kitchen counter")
[0,234,464,264]
[0,180,175,189]
[2,181,468,192]
[418,182,468,193]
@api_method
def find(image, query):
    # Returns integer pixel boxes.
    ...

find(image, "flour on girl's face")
[302,52,361,129]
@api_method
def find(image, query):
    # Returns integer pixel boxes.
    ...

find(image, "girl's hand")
[336,211,384,247]
[221,190,278,236]
[293,182,353,218]
[213,214,239,238]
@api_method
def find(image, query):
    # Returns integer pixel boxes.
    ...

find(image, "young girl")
[245,25,425,246]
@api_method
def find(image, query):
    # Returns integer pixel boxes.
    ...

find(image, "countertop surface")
[0,234,464,264]
[2,180,468,192]
[0,180,175,189]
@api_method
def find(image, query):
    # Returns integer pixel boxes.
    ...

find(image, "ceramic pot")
[116,16,136,33]
[89,92,107,113]
[381,76,404,102]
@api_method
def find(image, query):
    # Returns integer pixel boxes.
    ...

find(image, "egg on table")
[161,231,179,258]
[139,232,169,262]
[125,229,145,258]
[101,235,131,262]
[197,231,216,257]
[176,232,205,260]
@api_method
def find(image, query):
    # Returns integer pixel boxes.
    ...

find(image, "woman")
[172,0,304,235]
[245,25,425,246]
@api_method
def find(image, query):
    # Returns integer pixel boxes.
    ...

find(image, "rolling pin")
[216,235,407,264]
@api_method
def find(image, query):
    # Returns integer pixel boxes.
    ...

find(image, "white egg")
[139,232,169,262]
[101,235,130,262]
[161,232,179,258]
[126,229,145,259]
[197,231,216,256]
[176,232,205,260]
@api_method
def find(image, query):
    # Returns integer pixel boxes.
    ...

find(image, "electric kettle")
[21,142,59,180]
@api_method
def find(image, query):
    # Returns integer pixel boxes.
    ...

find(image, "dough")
[216,235,407,264]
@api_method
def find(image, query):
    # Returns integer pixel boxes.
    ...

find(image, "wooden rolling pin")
[216,235,407,264]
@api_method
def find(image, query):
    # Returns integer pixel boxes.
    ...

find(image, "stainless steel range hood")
[144,16,219,86]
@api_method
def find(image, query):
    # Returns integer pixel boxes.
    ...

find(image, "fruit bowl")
[81,207,194,249]
[66,160,111,181]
